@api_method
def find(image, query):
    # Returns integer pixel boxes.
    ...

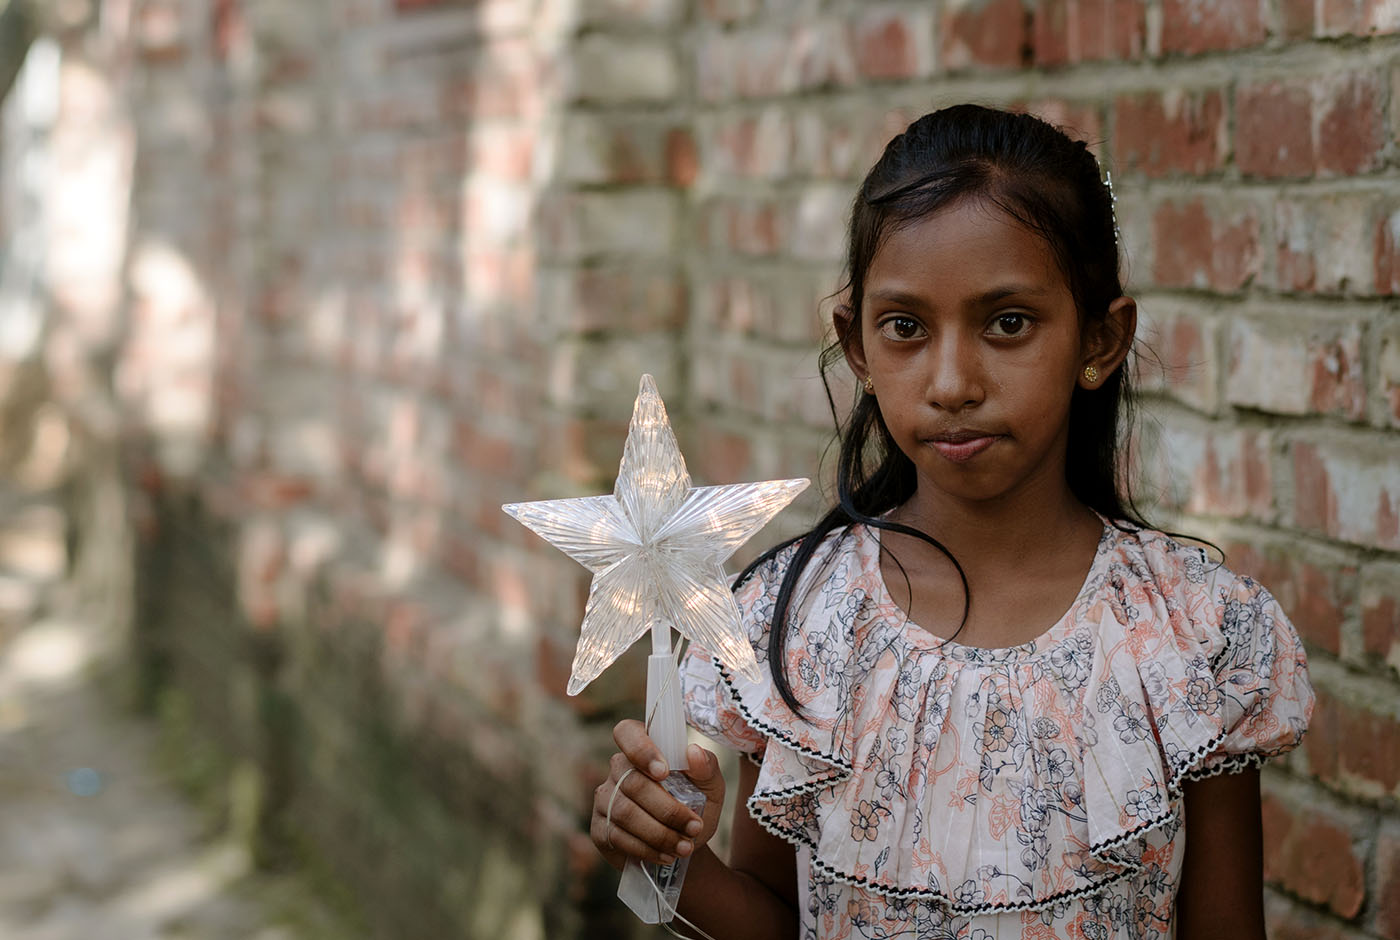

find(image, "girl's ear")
[1079,296,1137,389]
[833,302,870,379]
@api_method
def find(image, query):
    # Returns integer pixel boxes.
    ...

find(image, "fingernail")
[649,759,667,779]
[677,840,693,856]
[685,819,702,837]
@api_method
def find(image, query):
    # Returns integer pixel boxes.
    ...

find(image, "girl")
[588,104,1313,940]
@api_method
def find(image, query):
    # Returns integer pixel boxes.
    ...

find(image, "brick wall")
[5,0,1399,937]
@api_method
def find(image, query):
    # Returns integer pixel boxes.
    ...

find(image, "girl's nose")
[925,336,984,411]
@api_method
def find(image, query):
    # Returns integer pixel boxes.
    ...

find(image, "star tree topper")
[503,375,809,695]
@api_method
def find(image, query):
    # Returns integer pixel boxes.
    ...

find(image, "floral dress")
[681,520,1314,940]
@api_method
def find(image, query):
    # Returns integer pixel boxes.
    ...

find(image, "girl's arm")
[1175,768,1267,940]
[591,720,798,939]
[676,756,799,936]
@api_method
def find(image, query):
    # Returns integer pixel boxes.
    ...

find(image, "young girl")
[588,104,1314,940]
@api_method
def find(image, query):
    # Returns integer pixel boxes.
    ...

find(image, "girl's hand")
[590,719,727,872]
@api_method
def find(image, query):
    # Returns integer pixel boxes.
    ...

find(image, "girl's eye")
[878,316,925,341]
[988,313,1031,337]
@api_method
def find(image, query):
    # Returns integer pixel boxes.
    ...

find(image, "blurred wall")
[3,0,1400,938]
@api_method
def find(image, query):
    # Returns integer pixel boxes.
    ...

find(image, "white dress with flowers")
[680,520,1313,940]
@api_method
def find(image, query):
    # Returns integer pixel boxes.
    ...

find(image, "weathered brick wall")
[683,3,1400,936]
[5,0,1399,937]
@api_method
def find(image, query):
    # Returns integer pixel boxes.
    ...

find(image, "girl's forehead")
[867,199,1065,290]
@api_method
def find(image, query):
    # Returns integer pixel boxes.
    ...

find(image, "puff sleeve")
[1176,571,1315,781]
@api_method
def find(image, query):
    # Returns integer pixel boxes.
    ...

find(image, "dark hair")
[740,104,1151,716]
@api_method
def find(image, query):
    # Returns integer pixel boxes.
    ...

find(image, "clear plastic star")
[503,374,809,695]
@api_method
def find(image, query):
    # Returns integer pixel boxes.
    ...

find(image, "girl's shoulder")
[1092,519,1288,639]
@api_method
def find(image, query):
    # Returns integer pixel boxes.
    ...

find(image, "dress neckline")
[863,516,1114,663]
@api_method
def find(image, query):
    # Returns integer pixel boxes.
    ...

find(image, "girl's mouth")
[928,435,1000,462]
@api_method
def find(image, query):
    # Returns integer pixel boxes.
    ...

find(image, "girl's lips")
[929,435,999,462]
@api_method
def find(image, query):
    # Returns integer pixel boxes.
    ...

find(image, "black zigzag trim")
[713,658,855,772]
[745,796,1140,915]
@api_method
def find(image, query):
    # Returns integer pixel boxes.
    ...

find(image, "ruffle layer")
[682,522,1313,916]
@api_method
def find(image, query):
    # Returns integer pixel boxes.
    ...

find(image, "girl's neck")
[884,478,1099,571]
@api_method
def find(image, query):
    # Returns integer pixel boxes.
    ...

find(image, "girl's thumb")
[685,743,722,795]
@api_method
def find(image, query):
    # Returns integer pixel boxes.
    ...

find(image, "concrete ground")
[0,494,361,939]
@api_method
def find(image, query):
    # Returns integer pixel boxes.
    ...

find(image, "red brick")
[541,269,685,335]
[538,417,627,489]
[1366,0,1400,33]
[1134,305,1219,411]
[699,0,759,22]
[941,0,1030,70]
[1307,685,1400,797]
[1316,71,1385,176]
[690,424,754,484]
[1277,0,1318,37]
[1380,330,1400,425]
[702,197,785,257]
[789,19,859,92]
[1226,542,1356,656]
[1321,0,1400,34]
[1033,0,1072,64]
[557,119,695,186]
[1275,196,1376,295]
[1155,423,1273,519]
[454,422,525,478]
[1033,0,1146,65]
[1152,198,1261,291]
[1379,823,1400,940]
[706,111,795,181]
[852,5,933,80]
[1259,788,1366,918]
[1226,318,1365,420]
[1235,79,1314,178]
[1375,205,1400,295]
[1292,440,1400,551]
[1361,566,1400,674]
[1160,0,1267,53]
[211,0,246,60]
[1322,0,1367,33]
[695,272,823,345]
[705,23,859,102]
[137,0,186,59]
[1114,88,1226,177]
[666,128,698,186]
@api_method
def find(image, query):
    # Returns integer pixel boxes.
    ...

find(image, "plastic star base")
[503,374,808,695]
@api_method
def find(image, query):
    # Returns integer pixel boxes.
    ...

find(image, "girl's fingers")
[613,718,669,781]
[590,809,676,867]
[593,784,694,862]
[596,774,697,852]
[608,752,703,835]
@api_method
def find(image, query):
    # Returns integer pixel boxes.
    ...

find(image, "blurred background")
[1,0,1398,937]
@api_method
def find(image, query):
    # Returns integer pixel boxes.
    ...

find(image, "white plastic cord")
[604,768,636,850]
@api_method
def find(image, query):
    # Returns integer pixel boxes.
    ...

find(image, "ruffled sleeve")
[1161,564,1314,781]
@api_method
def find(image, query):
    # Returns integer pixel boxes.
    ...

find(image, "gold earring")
[863,375,875,394]
[1083,365,1099,383]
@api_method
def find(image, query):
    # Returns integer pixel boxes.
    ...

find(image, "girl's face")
[843,196,1133,513]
